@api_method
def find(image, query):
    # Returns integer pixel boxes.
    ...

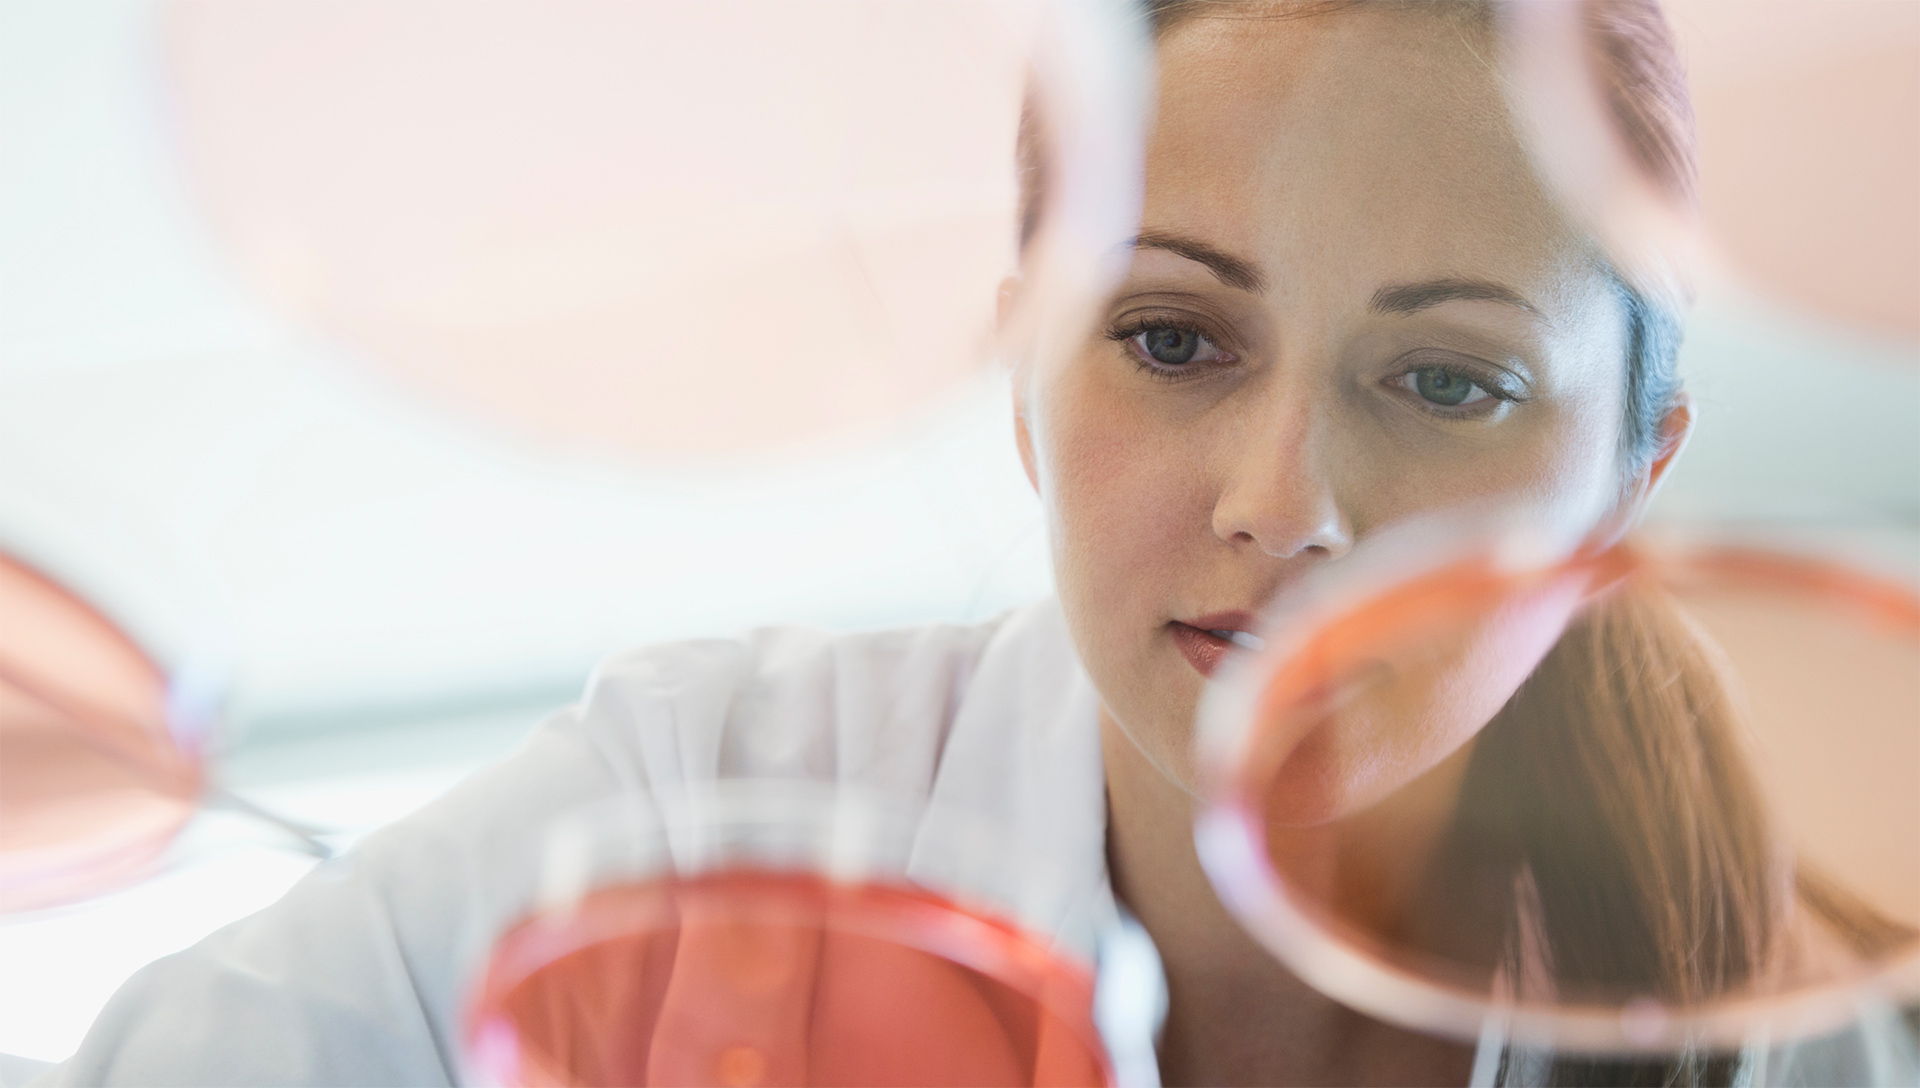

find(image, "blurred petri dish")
[1498,0,1702,327]
[1500,0,1919,343]
[466,785,1111,1088]
[0,551,206,914]
[157,0,1146,458]
[1196,522,1920,1063]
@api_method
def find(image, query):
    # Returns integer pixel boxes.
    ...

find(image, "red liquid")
[467,869,1112,1088]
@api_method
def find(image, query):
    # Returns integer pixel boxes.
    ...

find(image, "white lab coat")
[44,600,1165,1086]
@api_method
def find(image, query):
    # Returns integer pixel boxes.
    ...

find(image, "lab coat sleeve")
[42,620,1010,1086]
[44,706,626,1087]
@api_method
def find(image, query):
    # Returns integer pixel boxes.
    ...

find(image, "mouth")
[1168,612,1266,678]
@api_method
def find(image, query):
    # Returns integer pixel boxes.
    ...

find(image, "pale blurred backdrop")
[0,0,1914,1064]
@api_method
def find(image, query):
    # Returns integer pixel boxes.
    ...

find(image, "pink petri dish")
[1197,524,1920,1056]
[0,550,205,913]
[466,867,1111,1087]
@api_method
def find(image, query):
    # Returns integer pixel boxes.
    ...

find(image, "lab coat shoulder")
[48,604,1074,1087]
[46,710,617,1087]
[565,612,1003,797]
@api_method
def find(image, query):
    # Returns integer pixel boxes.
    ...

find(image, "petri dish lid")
[1196,518,1919,1057]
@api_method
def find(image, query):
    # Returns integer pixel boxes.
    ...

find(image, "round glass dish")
[464,781,1113,1087]
[0,549,208,913]
[1196,522,1919,1071]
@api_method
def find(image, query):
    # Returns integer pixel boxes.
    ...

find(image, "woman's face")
[1016,10,1637,800]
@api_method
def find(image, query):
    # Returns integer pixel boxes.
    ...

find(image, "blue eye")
[1399,367,1492,408]
[1414,368,1485,406]
[1142,327,1201,365]
[1123,324,1231,370]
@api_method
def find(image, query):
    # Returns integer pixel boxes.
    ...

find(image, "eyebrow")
[1130,231,1269,293]
[1369,278,1542,318]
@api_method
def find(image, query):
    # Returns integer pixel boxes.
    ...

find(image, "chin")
[1104,691,1204,788]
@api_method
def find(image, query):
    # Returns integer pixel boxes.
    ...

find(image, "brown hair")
[1435,586,1765,1084]
[1457,580,1916,1084]
[1467,586,1778,1008]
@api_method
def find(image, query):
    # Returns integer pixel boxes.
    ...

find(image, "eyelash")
[1104,317,1236,381]
[1388,361,1528,418]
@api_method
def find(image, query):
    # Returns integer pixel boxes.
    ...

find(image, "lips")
[1169,611,1265,677]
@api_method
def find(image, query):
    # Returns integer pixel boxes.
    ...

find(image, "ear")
[997,274,1042,493]
[1613,392,1695,528]
[995,273,1021,336]
[1642,391,1694,498]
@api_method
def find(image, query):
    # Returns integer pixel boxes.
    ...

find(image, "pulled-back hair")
[1579,0,1693,473]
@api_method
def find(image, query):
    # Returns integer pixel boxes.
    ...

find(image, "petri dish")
[157,0,1147,459]
[0,550,207,914]
[1500,0,1918,343]
[1196,518,1919,1075]
[465,783,1112,1087]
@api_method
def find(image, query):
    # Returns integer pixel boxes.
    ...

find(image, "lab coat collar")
[907,598,1166,1086]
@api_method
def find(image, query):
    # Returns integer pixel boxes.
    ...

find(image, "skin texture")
[1008,8,1691,1085]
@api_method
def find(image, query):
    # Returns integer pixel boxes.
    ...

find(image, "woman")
[1015,2,1730,1083]
[49,1,1747,1085]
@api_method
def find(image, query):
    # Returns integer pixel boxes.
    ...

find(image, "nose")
[1210,405,1353,561]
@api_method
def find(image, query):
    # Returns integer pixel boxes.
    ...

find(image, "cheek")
[1032,355,1224,776]
[1505,401,1624,525]
[1037,360,1209,603]
[1347,397,1624,539]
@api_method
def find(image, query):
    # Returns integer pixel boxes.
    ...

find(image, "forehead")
[1145,9,1593,313]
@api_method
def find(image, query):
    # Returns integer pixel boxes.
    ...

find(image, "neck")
[1101,710,1476,1087]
